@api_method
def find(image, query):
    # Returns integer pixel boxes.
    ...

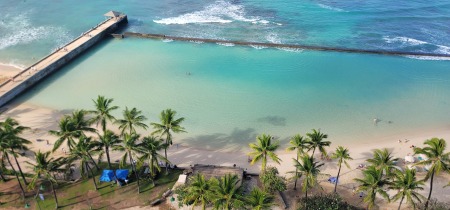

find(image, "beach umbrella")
[405,155,415,163]
[417,154,429,161]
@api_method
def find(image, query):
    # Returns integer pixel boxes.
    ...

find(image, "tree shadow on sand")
[182,127,258,153]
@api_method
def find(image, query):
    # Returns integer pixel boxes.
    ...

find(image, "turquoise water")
[1,0,450,149]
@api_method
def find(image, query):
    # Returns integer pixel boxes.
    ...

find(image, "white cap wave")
[154,0,268,25]
[0,13,70,50]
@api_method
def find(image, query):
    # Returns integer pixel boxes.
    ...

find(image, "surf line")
[123,32,450,58]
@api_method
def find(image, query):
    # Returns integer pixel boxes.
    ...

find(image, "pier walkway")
[0,11,127,107]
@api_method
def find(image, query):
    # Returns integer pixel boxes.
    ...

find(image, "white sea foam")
[250,45,267,50]
[317,3,345,12]
[405,56,450,61]
[266,33,282,44]
[384,36,450,55]
[189,40,204,44]
[0,62,26,70]
[153,0,268,25]
[383,36,427,46]
[217,42,235,47]
[277,47,304,53]
[162,39,174,42]
[0,13,70,50]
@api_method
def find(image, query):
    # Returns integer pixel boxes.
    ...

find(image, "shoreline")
[0,63,22,82]
[2,101,450,207]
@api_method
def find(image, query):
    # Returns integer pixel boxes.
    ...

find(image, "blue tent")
[328,177,338,184]
[116,169,129,180]
[99,170,115,182]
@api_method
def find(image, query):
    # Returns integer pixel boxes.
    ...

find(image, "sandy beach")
[1,101,450,209]
[0,64,22,82]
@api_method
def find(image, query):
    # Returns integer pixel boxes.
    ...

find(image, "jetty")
[124,32,450,58]
[0,11,128,108]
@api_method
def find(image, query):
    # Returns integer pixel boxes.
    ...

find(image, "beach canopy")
[328,177,338,184]
[99,170,115,182]
[104,11,121,17]
[405,155,415,163]
[417,154,429,161]
[116,169,129,180]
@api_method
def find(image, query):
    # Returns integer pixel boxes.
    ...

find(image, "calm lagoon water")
[15,38,450,149]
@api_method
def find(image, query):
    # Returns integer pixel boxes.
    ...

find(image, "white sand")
[0,63,22,79]
[1,101,449,209]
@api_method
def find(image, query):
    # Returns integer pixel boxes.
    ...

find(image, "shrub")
[298,193,362,210]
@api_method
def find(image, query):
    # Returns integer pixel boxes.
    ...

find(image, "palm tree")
[1,117,31,185]
[248,134,281,172]
[293,155,324,204]
[66,135,101,190]
[97,130,121,169]
[367,148,399,177]
[389,169,425,210]
[88,95,119,134]
[50,110,95,151]
[1,148,26,198]
[244,187,274,210]
[286,134,308,190]
[150,109,185,174]
[331,146,352,193]
[413,138,450,209]
[306,129,330,158]
[210,173,244,210]
[138,136,167,185]
[26,151,65,209]
[116,107,148,135]
[354,166,390,209]
[113,132,142,193]
[185,173,213,210]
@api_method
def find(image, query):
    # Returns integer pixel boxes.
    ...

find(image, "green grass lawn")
[0,168,183,210]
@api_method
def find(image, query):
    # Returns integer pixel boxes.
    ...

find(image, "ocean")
[1,0,450,150]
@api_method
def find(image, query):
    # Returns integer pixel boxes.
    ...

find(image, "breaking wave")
[154,0,269,25]
[317,3,345,12]
[0,13,71,50]
[383,36,450,55]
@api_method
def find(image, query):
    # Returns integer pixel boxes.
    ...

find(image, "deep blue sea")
[1,0,450,149]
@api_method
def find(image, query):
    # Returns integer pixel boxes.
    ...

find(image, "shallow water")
[14,38,450,150]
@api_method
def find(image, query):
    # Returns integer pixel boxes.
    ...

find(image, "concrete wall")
[0,16,127,108]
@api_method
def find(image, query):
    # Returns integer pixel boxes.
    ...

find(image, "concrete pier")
[124,32,450,58]
[0,11,128,107]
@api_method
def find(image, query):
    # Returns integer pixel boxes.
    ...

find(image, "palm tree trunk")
[164,139,169,175]
[312,147,316,157]
[105,146,112,169]
[85,162,98,190]
[262,157,266,173]
[424,169,435,210]
[129,152,140,193]
[11,149,28,185]
[398,196,404,210]
[0,171,6,181]
[50,180,58,209]
[87,152,100,170]
[334,163,342,193]
[305,187,308,210]
[294,153,299,190]
[6,155,25,199]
